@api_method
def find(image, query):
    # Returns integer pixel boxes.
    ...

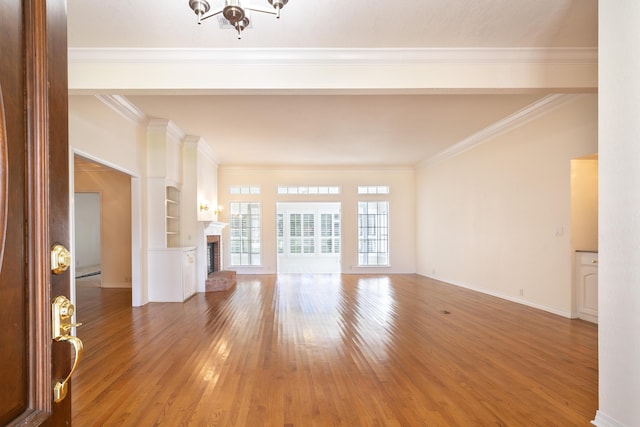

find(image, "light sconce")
[188,0,290,39]
[199,201,210,212]
[214,206,224,215]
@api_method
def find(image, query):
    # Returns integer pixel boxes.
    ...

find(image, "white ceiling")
[67,0,597,166]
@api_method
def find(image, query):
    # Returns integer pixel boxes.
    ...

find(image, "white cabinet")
[182,249,196,299]
[148,247,197,302]
[576,251,598,323]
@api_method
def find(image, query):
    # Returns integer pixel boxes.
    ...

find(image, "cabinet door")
[576,253,598,323]
[183,250,196,299]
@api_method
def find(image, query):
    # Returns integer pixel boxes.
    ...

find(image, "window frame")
[357,201,390,267]
[229,201,262,266]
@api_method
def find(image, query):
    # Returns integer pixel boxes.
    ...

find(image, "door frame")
[276,202,342,274]
[9,0,73,424]
[70,149,142,306]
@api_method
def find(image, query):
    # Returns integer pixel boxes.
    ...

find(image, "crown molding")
[69,47,597,66]
[95,94,147,124]
[183,135,219,165]
[147,118,186,143]
[218,164,415,173]
[421,94,586,167]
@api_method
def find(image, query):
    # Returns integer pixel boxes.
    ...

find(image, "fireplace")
[207,235,220,274]
[204,224,235,292]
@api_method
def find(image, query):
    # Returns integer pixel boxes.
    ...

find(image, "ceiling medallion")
[188,0,289,39]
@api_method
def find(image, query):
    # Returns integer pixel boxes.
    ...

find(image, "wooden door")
[0,0,72,425]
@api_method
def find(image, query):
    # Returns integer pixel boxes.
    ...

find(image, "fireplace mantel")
[204,221,228,236]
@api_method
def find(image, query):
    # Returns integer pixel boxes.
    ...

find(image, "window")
[230,202,261,266]
[358,186,389,195]
[320,213,341,254]
[277,186,340,195]
[229,185,261,195]
[289,213,315,254]
[289,213,302,254]
[278,208,341,258]
[358,201,389,266]
[303,213,315,254]
[276,213,284,254]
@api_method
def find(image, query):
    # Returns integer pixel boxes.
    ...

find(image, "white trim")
[72,147,140,178]
[219,164,414,173]
[69,47,597,66]
[195,136,219,165]
[101,282,133,289]
[592,411,626,427]
[147,118,186,143]
[421,274,573,318]
[95,94,147,124]
[422,94,585,166]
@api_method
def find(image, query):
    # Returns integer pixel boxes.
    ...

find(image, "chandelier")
[188,0,289,39]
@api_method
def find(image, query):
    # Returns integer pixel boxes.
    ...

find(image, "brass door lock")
[52,295,83,403]
[51,243,71,274]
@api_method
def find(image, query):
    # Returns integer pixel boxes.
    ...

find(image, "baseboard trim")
[592,410,626,427]
[101,282,132,289]
[75,270,101,279]
[419,274,573,318]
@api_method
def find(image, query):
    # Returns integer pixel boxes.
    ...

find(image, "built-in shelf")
[166,186,180,247]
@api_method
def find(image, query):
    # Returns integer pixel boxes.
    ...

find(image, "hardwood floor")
[72,274,597,426]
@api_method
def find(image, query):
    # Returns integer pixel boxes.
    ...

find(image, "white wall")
[416,95,597,317]
[69,95,146,303]
[74,193,101,268]
[594,2,640,426]
[69,96,145,176]
[217,166,416,274]
[70,97,221,303]
[183,137,219,292]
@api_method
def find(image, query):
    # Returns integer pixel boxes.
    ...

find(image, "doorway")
[570,154,598,322]
[276,202,341,274]
[73,155,133,293]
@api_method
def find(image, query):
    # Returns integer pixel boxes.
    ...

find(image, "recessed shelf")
[166,186,181,247]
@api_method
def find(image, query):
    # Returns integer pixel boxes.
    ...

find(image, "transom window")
[358,186,389,195]
[277,186,340,195]
[229,186,261,195]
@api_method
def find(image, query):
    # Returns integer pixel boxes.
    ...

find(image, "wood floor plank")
[72,274,597,426]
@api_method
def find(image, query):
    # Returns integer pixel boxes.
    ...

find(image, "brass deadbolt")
[51,244,71,274]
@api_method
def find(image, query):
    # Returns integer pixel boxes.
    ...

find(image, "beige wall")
[416,94,598,317]
[217,166,416,274]
[76,169,132,288]
[571,157,598,252]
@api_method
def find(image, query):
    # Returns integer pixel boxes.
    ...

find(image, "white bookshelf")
[165,186,180,247]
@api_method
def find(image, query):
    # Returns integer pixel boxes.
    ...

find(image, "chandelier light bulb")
[268,0,288,18]
[189,0,211,24]
[234,17,250,39]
